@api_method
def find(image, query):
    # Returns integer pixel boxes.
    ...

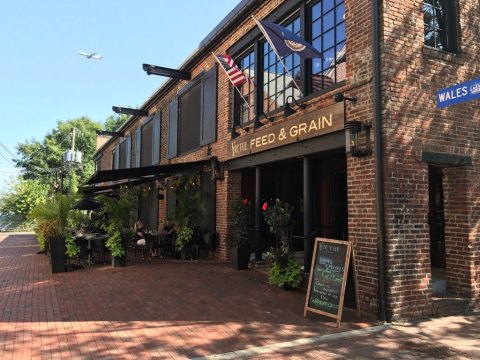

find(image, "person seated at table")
[135,220,146,246]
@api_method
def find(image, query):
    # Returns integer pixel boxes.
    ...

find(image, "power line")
[0,150,15,167]
[0,141,18,160]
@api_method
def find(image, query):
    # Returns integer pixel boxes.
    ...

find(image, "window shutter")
[152,112,161,164]
[200,66,217,146]
[135,127,141,167]
[126,135,131,169]
[114,144,120,169]
[168,98,178,159]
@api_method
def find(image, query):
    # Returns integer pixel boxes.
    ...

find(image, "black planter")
[230,246,251,270]
[180,243,193,260]
[112,255,126,267]
[49,236,66,273]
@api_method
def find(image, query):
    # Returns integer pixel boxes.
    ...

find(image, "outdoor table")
[83,233,108,264]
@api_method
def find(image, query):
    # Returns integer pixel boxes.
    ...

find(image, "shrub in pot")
[228,198,252,270]
[263,199,301,288]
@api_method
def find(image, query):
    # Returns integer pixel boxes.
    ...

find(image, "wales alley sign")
[436,77,480,108]
[227,102,345,160]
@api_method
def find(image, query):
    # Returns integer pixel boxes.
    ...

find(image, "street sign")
[436,77,480,108]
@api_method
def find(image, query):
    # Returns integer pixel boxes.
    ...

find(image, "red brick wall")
[94,0,480,320]
[382,0,480,319]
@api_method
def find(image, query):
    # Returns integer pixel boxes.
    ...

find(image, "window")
[118,136,131,169]
[263,16,301,113]
[141,119,153,166]
[136,113,161,167]
[234,49,255,126]
[230,0,346,125]
[168,67,217,159]
[310,0,346,92]
[179,81,202,154]
[423,0,458,53]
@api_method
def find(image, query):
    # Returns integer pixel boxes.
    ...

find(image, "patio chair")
[92,237,109,264]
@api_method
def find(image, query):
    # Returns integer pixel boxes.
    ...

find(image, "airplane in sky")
[77,51,103,60]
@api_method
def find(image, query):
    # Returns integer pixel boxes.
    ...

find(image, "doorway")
[428,166,446,268]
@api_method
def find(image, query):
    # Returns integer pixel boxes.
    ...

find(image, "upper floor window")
[231,0,346,126]
[135,113,161,167]
[310,0,346,92]
[235,49,255,126]
[263,16,301,114]
[118,136,131,169]
[423,0,458,53]
[168,67,217,159]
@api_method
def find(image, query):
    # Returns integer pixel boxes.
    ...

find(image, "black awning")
[80,159,211,196]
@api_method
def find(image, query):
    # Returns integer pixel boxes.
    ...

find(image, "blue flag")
[255,18,323,59]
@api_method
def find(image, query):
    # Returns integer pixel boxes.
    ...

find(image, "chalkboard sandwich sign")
[304,238,353,327]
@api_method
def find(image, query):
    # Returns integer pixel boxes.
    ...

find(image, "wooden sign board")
[304,238,353,327]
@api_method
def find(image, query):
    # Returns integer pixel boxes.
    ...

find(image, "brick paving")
[1,233,478,359]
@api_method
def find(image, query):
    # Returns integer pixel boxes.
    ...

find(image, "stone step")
[432,295,471,317]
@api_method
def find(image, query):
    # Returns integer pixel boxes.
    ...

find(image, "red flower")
[262,202,268,211]
[242,198,248,205]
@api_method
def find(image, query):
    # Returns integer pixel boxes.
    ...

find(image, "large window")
[263,16,301,113]
[423,0,458,53]
[135,113,161,167]
[231,0,346,126]
[168,67,217,159]
[310,0,346,92]
[235,49,255,126]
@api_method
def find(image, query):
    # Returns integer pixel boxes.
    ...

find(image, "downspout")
[373,0,388,322]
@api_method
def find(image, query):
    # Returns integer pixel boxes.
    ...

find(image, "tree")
[104,113,129,132]
[15,117,102,189]
[0,178,49,225]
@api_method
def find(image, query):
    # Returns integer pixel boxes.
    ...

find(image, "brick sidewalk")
[2,233,478,359]
[0,233,377,359]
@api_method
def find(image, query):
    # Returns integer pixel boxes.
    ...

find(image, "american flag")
[215,54,253,87]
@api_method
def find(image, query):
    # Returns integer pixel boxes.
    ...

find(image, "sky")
[0,0,241,188]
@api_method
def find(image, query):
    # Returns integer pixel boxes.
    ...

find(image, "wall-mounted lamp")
[210,156,225,181]
[284,95,306,117]
[112,106,148,117]
[157,186,165,200]
[334,93,358,103]
[142,63,191,80]
[344,120,372,157]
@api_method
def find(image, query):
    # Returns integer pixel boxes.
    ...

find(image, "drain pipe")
[372,0,388,322]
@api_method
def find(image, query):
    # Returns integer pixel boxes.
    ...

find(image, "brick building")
[85,0,479,321]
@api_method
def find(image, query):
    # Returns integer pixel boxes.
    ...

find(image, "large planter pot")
[112,255,126,267]
[49,235,66,273]
[180,243,193,260]
[230,246,251,270]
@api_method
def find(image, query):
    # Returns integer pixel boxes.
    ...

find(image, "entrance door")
[428,166,446,268]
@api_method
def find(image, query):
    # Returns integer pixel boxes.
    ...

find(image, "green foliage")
[65,233,80,258]
[105,231,125,258]
[0,178,49,226]
[267,253,302,289]
[104,113,129,132]
[263,199,295,238]
[96,189,137,235]
[173,188,202,230]
[228,199,252,248]
[15,117,102,187]
[96,188,137,257]
[175,225,193,251]
[29,194,76,249]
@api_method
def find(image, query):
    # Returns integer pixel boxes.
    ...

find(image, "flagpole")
[211,52,254,129]
[252,16,304,99]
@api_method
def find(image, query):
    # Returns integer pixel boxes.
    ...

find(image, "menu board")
[304,238,352,327]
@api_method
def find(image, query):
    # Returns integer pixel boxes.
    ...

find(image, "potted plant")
[29,194,76,273]
[228,198,252,270]
[173,188,203,259]
[96,188,137,267]
[263,199,302,289]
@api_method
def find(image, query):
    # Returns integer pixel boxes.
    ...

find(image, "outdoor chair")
[92,237,109,264]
